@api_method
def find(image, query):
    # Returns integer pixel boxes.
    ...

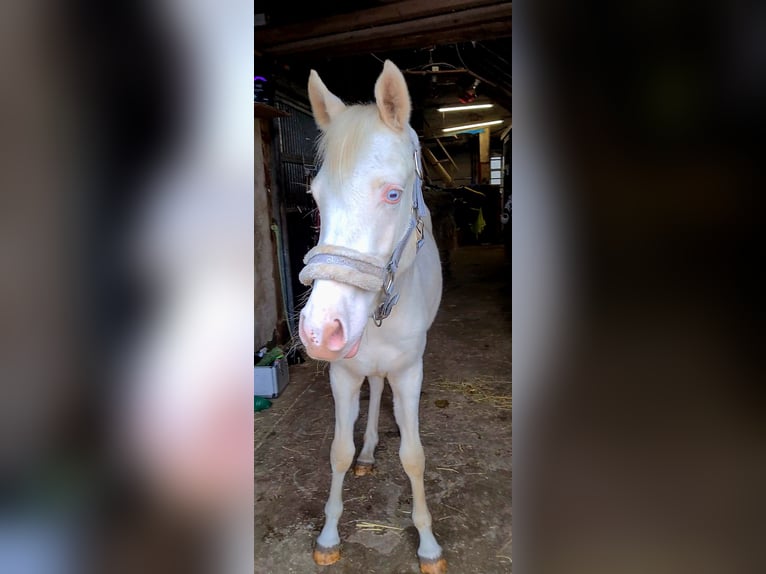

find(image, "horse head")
[299,61,422,361]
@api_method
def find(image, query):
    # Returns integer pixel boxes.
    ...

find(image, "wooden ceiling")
[255,1,511,58]
[255,1,511,141]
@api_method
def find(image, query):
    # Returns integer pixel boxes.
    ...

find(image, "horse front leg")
[389,361,446,574]
[354,375,385,476]
[314,366,362,565]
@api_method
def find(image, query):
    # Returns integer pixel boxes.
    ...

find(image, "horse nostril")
[323,319,346,352]
[299,315,316,345]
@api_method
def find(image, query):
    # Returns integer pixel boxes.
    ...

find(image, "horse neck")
[383,227,441,334]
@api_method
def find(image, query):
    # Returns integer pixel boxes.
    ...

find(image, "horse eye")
[385,188,401,203]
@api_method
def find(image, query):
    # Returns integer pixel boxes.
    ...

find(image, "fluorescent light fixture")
[442,119,503,133]
[437,103,494,112]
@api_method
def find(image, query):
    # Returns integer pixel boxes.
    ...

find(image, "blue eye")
[385,188,401,203]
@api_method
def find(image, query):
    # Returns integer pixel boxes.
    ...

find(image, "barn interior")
[255,1,512,345]
[254,2,512,572]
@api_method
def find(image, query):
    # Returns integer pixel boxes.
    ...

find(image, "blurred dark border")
[515,1,765,572]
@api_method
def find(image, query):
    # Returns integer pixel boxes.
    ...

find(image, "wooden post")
[254,103,289,346]
[255,118,281,347]
[479,127,490,184]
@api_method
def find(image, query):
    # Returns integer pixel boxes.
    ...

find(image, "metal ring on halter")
[414,149,423,181]
[373,266,397,326]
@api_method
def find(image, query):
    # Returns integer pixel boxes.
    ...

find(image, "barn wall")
[254,121,279,347]
[444,137,505,188]
[450,148,475,187]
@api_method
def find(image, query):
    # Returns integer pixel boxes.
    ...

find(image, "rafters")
[255,1,512,58]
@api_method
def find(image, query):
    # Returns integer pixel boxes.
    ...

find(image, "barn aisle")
[255,244,512,573]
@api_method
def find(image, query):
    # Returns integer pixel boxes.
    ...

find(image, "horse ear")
[374,60,411,132]
[308,70,346,130]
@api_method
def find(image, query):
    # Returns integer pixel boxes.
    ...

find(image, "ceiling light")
[437,103,494,112]
[442,119,503,133]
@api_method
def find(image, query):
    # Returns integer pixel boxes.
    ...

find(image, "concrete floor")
[255,245,512,573]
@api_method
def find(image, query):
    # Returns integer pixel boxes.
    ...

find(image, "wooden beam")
[423,146,454,186]
[254,102,289,119]
[255,0,505,48]
[266,21,512,59]
[404,68,471,75]
[436,138,459,172]
[268,20,511,61]
[262,4,513,57]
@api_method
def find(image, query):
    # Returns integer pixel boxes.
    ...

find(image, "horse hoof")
[354,462,374,477]
[313,544,341,566]
[419,556,447,574]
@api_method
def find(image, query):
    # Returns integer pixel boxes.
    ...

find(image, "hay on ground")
[432,375,512,410]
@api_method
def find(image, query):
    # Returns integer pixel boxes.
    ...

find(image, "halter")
[299,144,427,327]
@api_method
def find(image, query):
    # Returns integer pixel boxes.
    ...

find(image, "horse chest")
[340,323,424,378]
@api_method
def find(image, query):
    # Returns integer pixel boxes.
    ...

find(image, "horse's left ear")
[374,60,411,132]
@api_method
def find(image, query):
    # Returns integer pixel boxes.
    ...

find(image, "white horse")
[298,60,446,573]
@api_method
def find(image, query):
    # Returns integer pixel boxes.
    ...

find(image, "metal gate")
[273,95,320,337]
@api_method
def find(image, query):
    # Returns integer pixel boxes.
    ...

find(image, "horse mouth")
[344,338,361,359]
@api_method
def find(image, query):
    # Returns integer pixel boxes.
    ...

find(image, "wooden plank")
[254,102,289,119]
[264,4,513,56]
[255,0,504,47]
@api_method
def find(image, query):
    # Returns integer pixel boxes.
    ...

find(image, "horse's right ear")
[308,70,346,130]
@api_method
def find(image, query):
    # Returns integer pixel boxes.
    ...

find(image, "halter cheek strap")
[299,146,427,326]
[373,150,426,325]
